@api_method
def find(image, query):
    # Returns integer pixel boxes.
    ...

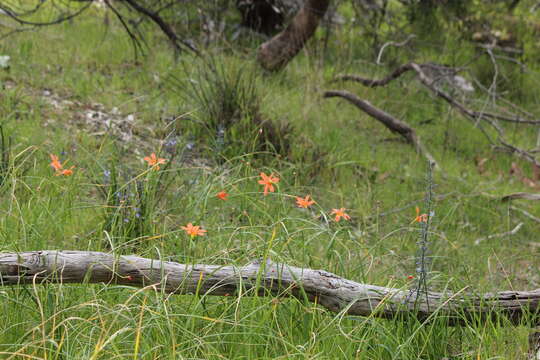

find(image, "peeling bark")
[257,0,330,71]
[1,251,540,325]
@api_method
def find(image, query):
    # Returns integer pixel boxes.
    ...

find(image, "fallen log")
[1,250,540,326]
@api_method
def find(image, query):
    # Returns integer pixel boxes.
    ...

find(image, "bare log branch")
[323,90,438,169]
[1,251,540,325]
[257,0,330,71]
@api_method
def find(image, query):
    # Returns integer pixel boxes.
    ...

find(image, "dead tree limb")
[376,34,416,65]
[335,62,540,168]
[323,90,438,168]
[335,63,540,125]
[510,206,540,224]
[121,0,199,55]
[0,0,199,56]
[2,250,540,325]
[474,222,524,245]
[336,63,416,87]
[502,192,540,201]
[257,0,330,71]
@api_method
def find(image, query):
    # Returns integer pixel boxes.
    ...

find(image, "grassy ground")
[0,6,539,359]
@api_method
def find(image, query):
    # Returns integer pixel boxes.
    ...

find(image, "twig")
[376,34,416,65]
[496,140,540,168]
[510,206,540,224]
[502,192,540,201]
[0,26,34,41]
[476,43,523,55]
[335,63,415,87]
[474,223,524,245]
[122,0,199,55]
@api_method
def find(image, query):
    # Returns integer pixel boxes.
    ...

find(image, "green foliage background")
[0,0,539,358]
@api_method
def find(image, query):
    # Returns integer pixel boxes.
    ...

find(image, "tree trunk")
[257,0,330,71]
[236,0,286,35]
[1,250,540,325]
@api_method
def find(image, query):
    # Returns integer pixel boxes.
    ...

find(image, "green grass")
[0,5,539,359]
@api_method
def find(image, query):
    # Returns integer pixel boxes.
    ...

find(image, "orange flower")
[49,154,75,176]
[413,207,428,223]
[216,191,228,201]
[56,166,75,177]
[295,195,315,208]
[331,208,351,222]
[50,154,63,171]
[143,153,166,170]
[258,172,279,196]
[181,223,206,237]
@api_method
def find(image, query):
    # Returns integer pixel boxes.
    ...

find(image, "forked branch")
[1,251,540,325]
[335,62,540,167]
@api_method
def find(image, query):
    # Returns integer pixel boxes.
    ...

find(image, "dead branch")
[335,62,540,168]
[510,206,540,224]
[335,63,415,87]
[0,0,199,56]
[376,34,417,65]
[2,250,540,325]
[474,222,524,245]
[0,2,92,27]
[335,63,540,125]
[121,0,199,55]
[502,192,540,201]
[323,90,438,168]
[496,140,540,168]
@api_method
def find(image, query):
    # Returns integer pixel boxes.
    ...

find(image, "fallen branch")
[1,250,540,325]
[335,62,540,168]
[474,222,524,245]
[323,90,438,169]
[502,192,540,201]
[336,63,540,125]
[510,206,540,224]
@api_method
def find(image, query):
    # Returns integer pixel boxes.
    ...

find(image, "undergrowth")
[0,4,538,359]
